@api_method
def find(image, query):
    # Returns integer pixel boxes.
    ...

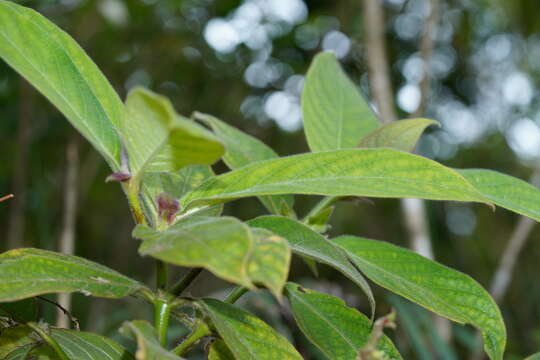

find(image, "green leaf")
[181,149,488,210]
[50,329,135,360]
[0,1,123,170]
[358,118,439,152]
[247,216,374,317]
[285,283,402,360]
[208,340,235,360]
[200,298,302,360]
[133,217,253,288]
[333,236,506,360]
[0,248,146,302]
[458,169,540,222]
[0,324,36,358]
[0,298,37,323]
[247,228,291,299]
[302,52,379,152]
[122,88,224,180]
[195,111,294,215]
[3,343,56,360]
[120,320,184,360]
[140,165,222,226]
[525,353,540,360]
[305,205,334,233]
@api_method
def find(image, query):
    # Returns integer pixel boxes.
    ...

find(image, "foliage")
[1,1,540,359]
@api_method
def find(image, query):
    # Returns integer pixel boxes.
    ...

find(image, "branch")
[0,194,14,203]
[357,310,397,359]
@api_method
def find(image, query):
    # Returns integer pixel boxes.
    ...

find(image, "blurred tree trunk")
[362,0,451,351]
[7,80,33,250]
[56,136,79,328]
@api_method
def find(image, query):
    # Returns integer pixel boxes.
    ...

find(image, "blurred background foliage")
[1,0,540,358]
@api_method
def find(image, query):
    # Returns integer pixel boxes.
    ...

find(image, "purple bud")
[105,172,131,183]
[157,193,180,225]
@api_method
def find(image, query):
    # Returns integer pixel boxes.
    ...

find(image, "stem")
[125,182,147,226]
[28,322,70,360]
[0,194,14,202]
[171,268,203,296]
[155,260,169,291]
[154,300,171,347]
[224,286,248,304]
[172,322,210,356]
[302,196,340,223]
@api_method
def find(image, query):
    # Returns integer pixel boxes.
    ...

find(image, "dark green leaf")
[302,52,379,152]
[196,111,294,215]
[0,325,36,358]
[0,1,123,170]
[200,298,302,360]
[0,248,146,302]
[525,353,540,360]
[247,216,374,317]
[333,236,506,360]
[120,320,184,360]
[358,118,439,152]
[208,340,235,360]
[181,149,489,210]
[50,329,135,360]
[285,283,402,360]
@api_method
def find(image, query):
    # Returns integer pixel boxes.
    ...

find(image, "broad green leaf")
[525,353,540,360]
[140,165,222,226]
[122,88,224,180]
[181,149,489,210]
[0,248,146,302]
[285,283,402,360]
[0,298,37,323]
[200,298,302,360]
[247,216,374,317]
[208,340,235,360]
[0,1,122,170]
[302,52,379,152]
[120,320,184,360]
[333,236,506,360]
[133,217,253,287]
[358,118,439,152]
[458,169,540,222]
[196,112,294,215]
[50,329,135,360]
[247,228,291,299]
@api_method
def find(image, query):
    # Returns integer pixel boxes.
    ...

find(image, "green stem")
[302,196,340,223]
[224,286,248,304]
[172,322,210,356]
[28,322,69,360]
[155,260,168,290]
[171,268,203,296]
[124,182,147,226]
[154,300,171,347]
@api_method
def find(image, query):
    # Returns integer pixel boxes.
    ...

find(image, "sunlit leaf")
[333,236,506,360]
[120,320,184,360]
[181,149,488,210]
[200,298,302,360]
[0,248,146,302]
[247,216,374,317]
[0,1,123,170]
[285,283,402,360]
[208,340,235,360]
[358,118,439,152]
[196,111,294,215]
[121,88,224,179]
[247,228,291,299]
[458,169,540,222]
[302,52,379,152]
[134,217,253,287]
